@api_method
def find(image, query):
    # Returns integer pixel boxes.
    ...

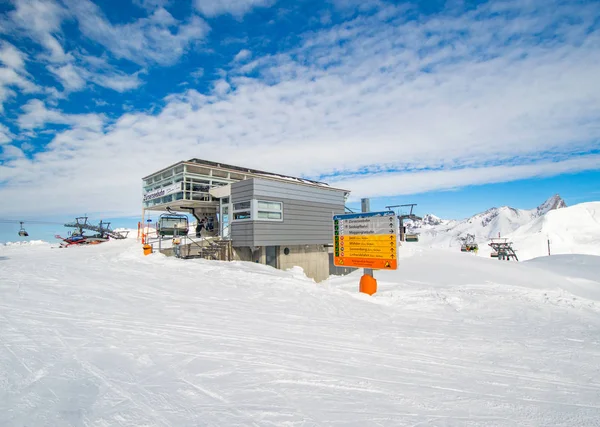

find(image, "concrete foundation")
[232,244,330,283]
[278,244,330,283]
[232,246,262,263]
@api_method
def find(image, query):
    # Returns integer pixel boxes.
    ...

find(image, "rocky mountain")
[406,195,568,247]
[534,194,567,217]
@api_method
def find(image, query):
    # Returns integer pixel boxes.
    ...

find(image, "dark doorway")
[265,246,278,268]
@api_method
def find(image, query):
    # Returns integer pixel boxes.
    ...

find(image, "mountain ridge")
[406,194,569,247]
[404,196,600,261]
[410,194,567,227]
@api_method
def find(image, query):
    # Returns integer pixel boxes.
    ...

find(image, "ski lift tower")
[385,203,422,242]
[488,238,519,261]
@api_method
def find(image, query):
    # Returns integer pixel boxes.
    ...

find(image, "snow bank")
[1,239,49,247]
[1,239,599,426]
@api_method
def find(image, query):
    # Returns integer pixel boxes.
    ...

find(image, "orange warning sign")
[333,256,397,269]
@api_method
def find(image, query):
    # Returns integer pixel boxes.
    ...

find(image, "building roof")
[186,158,329,186]
[143,158,349,193]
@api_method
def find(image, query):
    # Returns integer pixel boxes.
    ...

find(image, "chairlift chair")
[18,221,29,237]
[157,213,189,237]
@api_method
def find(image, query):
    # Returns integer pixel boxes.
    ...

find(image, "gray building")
[142,159,349,282]
[227,178,346,281]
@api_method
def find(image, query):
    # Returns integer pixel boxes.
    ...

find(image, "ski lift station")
[142,159,350,282]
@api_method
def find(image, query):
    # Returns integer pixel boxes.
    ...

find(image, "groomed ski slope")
[1,240,600,426]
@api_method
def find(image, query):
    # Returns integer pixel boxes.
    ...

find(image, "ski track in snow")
[1,240,600,426]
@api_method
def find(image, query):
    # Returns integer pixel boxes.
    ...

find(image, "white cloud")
[0,43,39,111]
[1,0,599,217]
[8,0,70,63]
[0,144,25,160]
[0,123,13,145]
[212,79,231,95]
[190,68,204,81]
[233,49,252,62]
[7,1,145,97]
[132,0,171,11]
[47,63,86,91]
[332,156,600,201]
[17,99,105,131]
[47,54,144,93]
[194,0,275,18]
[0,41,26,70]
[63,0,210,66]
[87,70,144,92]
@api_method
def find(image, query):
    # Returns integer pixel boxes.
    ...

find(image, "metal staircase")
[181,236,232,261]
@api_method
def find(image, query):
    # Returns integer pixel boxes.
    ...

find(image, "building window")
[257,211,281,220]
[231,200,284,222]
[257,201,280,210]
[234,211,252,220]
[233,200,252,221]
[234,201,251,210]
[257,200,283,221]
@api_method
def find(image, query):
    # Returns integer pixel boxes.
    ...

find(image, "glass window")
[234,201,251,210]
[258,211,282,220]
[232,200,252,221]
[258,201,282,210]
[174,165,184,174]
[256,200,283,222]
[234,211,251,220]
[191,178,210,184]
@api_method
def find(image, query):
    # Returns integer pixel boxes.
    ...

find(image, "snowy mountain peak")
[420,214,444,226]
[407,195,571,244]
[535,194,567,216]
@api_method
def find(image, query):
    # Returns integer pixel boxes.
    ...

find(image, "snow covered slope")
[505,202,600,260]
[1,240,600,426]
[406,195,600,260]
[408,195,568,250]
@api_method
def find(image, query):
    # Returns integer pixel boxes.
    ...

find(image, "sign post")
[333,211,398,295]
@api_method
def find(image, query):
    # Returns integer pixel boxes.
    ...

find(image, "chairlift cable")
[0,219,66,225]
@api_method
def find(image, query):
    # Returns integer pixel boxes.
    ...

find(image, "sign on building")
[333,211,398,269]
[143,182,182,202]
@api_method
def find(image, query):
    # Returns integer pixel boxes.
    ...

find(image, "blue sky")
[1,0,600,242]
